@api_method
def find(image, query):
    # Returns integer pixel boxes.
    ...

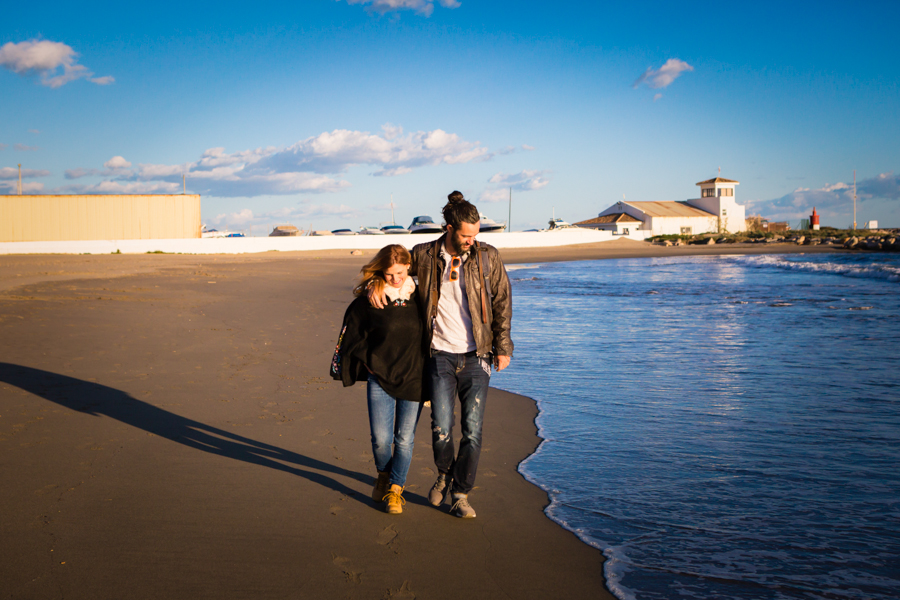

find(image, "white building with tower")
[575,177,747,236]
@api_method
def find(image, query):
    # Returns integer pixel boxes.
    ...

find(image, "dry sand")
[0,240,842,599]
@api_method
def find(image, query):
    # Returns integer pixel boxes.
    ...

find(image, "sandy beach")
[0,240,843,599]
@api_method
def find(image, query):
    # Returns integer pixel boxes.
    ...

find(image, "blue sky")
[2,0,898,232]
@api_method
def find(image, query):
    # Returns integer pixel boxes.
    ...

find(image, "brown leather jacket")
[410,235,513,359]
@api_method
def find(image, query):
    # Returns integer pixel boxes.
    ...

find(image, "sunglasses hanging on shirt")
[450,256,461,282]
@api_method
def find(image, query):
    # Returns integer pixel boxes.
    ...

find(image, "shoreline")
[0,241,851,599]
[0,250,613,600]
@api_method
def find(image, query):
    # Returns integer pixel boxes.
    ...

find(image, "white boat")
[358,226,386,235]
[547,218,574,230]
[479,213,507,233]
[201,225,245,238]
[331,228,357,236]
[310,230,333,236]
[381,224,411,235]
[408,216,443,234]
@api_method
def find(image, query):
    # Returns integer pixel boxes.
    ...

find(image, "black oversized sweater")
[332,293,425,402]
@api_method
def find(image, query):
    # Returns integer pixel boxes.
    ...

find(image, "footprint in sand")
[331,554,362,584]
[329,505,344,516]
[385,581,416,599]
[377,525,401,554]
[376,525,398,546]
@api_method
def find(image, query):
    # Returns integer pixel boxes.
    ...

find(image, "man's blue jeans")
[367,376,423,487]
[427,350,491,495]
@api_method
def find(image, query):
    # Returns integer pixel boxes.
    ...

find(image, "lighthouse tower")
[810,207,820,231]
[691,177,745,233]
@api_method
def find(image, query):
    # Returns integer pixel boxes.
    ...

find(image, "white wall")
[0,227,652,255]
[647,215,719,236]
[686,197,746,233]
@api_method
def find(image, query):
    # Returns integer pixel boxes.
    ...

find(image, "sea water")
[491,252,900,600]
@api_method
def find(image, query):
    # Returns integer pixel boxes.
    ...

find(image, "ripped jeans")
[427,350,491,495]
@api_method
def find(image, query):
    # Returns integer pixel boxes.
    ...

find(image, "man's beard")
[449,235,470,255]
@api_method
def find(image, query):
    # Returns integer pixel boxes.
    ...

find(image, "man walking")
[372,191,513,518]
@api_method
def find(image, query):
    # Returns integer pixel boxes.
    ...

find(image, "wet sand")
[0,240,841,599]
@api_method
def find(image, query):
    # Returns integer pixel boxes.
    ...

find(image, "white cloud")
[374,167,413,177]
[0,39,114,88]
[104,156,132,169]
[753,172,900,219]
[0,143,6,151]
[54,180,182,195]
[479,189,510,203]
[251,126,489,177]
[653,93,663,101]
[65,167,98,179]
[0,167,50,179]
[633,58,694,90]
[522,144,535,151]
[488,169,551,191]
[14,144,39,151]
[343,0,460,17]
[382,123,403,140]
[214,208,256,226]
[859,171,900,200]
[211,201,365,231]
[481,169,551,203]
[56,125,492,197]
[0,180,44,193]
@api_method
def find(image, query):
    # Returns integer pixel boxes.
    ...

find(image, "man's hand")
[367,280,387,309]
[493,355,511,372]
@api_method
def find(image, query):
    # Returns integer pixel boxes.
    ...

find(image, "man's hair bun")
[442,190,479,229]
[447,190,465,204]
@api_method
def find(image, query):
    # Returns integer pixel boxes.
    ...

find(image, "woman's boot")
[372,470,390,502]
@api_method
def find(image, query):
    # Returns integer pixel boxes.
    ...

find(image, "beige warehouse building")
[0,194,201,243]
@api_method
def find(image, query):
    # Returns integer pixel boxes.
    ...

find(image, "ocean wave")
[733,254,900,283]
[492,254,900,600]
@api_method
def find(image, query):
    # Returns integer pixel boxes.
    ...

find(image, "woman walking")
[330,244,425,513]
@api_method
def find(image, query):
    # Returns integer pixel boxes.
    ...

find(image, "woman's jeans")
[367,376,423,487]
[427,350,491,495]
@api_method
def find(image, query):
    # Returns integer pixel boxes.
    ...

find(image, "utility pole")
[17,164,22,195]
[507,187,511,232]
[853,170,857,230]
[183,174,186,194]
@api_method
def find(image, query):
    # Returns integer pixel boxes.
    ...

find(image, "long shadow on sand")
[0,362,371,503]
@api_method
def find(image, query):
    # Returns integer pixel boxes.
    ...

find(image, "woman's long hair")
[353,244,411,296]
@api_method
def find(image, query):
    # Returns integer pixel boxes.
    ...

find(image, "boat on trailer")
[479,213,507,233]
[408,216,443,234]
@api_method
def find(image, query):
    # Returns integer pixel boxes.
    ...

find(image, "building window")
[722,209,727,216]
[718,188,733,197]
[681,226,692,235]
[702,188,715,198]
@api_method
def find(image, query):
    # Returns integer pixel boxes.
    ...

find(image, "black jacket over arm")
[334,294,424,402]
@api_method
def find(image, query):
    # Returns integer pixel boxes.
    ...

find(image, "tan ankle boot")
[384,484,405,514]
